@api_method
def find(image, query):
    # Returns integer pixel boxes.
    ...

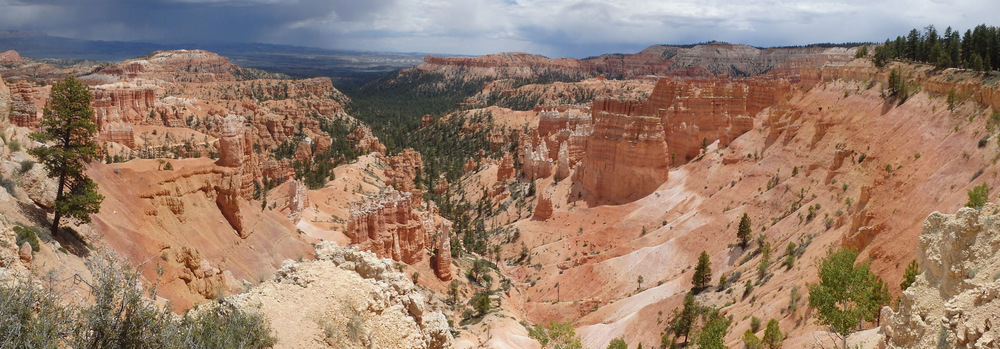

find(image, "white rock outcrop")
[880,203,1000,348]
[232,242,453,349]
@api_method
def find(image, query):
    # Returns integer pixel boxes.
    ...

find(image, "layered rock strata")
[346,188,453,280]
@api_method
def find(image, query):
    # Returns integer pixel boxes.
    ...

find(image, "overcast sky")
[1,0,997,58]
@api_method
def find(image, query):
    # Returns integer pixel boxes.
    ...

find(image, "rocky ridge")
[231,242,453,349]
[417,42,857,81]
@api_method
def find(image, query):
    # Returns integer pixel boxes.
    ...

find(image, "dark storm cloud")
[0,0,394,45]
[0,0,997,57]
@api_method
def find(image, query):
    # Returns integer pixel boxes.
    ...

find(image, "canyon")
[0,41,998,349]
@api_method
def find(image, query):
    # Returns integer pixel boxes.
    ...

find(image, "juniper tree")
[28,77,104,236]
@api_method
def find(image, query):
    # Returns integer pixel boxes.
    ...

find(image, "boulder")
[18,242,31,263]
[21,165,56,209]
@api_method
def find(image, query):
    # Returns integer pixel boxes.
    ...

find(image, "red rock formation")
[433,221,452,281]
[536,105,591,138]
[90,50,237,83]
[463,158,479,174]
[212,115,263,235]
[555,141,570,181]
[91,87,157,126]
[8,81,43,128]
[286,179,309,223]
[496,154,515,182]
[0,73,8,123]
[417,43,855,80]
[433,178,449,195]
[348,126,386,154]
[420,114,434,129]
[386,149,423,194]
[346,189,427,264]
[533,189,554,220]
[576,108,670,204]
[573,77,791,203]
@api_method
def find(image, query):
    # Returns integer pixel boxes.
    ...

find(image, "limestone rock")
[21,165,57,209]
[433,178,449,195]
[348,126,386,155]
[0,50,23,62]
[576,102,669,204]
[880,203,1000,348]
[167,247,231,299]
[232,242,453,349]
[555,141,570,181]
[521,139,553,180]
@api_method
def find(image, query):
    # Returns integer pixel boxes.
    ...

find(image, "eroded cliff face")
[576,101,670,204]
[346,188,452,280]
[881,203,1000,348]
[568,77,790,204]
[87,158,312,310]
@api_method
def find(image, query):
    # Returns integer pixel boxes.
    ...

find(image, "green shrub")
[8,139,21,152]
[19,160,34,174]
[0,276,71,348]
[966,184,989,209]
[13,226,40,253]
[0,250,276,348]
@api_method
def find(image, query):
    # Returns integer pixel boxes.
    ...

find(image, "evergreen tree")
[808,248,891,349]
[693,251,712,292]
[900,259,920,291]
[669,292,699,346]
[762,319,784,349]
[737,213,752,249]
[28,77,104,236]
[742,329,763,349]
[696,309,730,349]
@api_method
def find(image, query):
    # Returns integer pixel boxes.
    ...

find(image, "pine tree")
[669,292,699,346]
[693,251,712,292]
[737,213,752,249]
[900,259,919,291]
[28,77,104,236]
